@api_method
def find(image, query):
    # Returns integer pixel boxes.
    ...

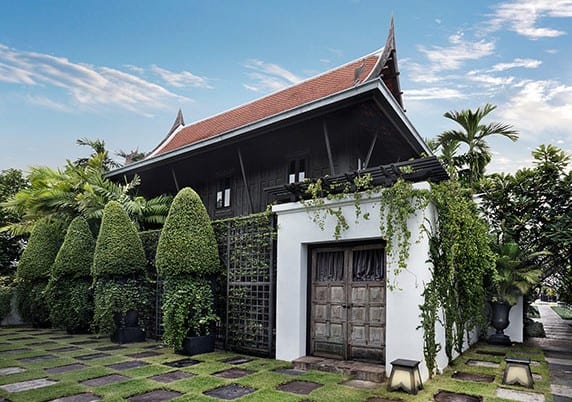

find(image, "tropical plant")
[15,219,65,327]
[156,187,220,351]
[435,104,518,185]
[490,241,544,306]
[92,201,150,336]
[44,216,95,332]
[480,145,571,299]
[1,141,171,235]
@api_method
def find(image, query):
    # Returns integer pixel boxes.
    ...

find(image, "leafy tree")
[480,145,571,299]
[15,219,65,327]
[74,137,120,171]
[0,169,28,276]
[45,216,95,332]
[1,142,171,235]
[435,104,518,185]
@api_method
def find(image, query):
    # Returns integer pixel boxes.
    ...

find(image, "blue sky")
[1,0,571,173]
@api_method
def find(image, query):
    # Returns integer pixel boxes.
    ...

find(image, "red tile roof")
[149,51,386,157]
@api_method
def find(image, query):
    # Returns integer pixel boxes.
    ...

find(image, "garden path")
[526,304,572,402]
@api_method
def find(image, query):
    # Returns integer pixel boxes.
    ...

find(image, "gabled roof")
[148,21,401,158]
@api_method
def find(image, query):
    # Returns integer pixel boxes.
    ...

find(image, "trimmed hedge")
[156,188,219,277]
[51,216,94,280]
[92,201,146,278]
[16,219,64,282]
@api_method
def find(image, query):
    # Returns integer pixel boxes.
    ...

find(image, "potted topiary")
[488,241,544,345]
[15,219,65,327]
[156,187,220,355]
[92,201,150,343]
[45,216,95,333]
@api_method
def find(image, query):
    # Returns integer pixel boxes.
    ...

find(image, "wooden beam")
[364,132,378,169]
[170,168,180,192]
[322,120,336,175]
[237,148,254,214]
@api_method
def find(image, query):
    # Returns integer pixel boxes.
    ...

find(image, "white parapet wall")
[272,182,440,381]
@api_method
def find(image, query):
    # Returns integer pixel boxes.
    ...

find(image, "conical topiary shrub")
[16,219,65,327]
[156,187,219,277]
[45,216,95,333]
[156,187,220,353]
[92,201,149,339]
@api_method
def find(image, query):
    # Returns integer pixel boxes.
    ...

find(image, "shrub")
[139,229,161,276]
[50,217,95,280]
[156,188,219,277]
[92,201,146,278]
[92,279,151,335]
[15,219,64,326]
[92,201,149,336]
[16,219,64,282]
[0,276,14,321]
[162,277,218,351]
[45,217,95,332]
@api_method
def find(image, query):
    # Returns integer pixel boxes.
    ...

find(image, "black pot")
[488,301,512,345]
[124,310,139,327]
[181,334,215,356]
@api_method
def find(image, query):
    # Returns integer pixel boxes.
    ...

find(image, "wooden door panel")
[311,245,385,362]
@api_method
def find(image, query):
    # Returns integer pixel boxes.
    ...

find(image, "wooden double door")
[310,243,386,363]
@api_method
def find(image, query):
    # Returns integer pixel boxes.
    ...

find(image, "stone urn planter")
[488,301,512,345]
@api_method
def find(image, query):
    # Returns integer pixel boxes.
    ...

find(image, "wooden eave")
[105,79,432,180]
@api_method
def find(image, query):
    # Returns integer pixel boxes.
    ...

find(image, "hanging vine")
[302,175,494,376]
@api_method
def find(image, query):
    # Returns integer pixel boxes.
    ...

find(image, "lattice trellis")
[214,212,276,357]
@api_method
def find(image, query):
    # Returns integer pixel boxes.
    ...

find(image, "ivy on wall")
[302,177,494,377]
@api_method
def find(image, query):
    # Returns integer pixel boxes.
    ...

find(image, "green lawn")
[0,328,552,401]
[552,305,572,319]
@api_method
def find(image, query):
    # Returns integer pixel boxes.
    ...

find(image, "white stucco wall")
[273,182,438,381]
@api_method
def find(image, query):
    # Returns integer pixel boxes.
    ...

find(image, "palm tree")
[436,104,518,184]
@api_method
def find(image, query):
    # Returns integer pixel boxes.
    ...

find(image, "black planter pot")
[181,334,215,356]
[488,301,512,345]
[111,310,145,344]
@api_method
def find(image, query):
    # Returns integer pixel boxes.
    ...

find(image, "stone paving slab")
[18,354,57,363]
[149,370,194,383]
[50,393,101,402]
[0,348,31,354]
[0,367,26,375]
[163,358,201,368]
[74,353,110,361]
[214,368,255,379]
[45,364,89,374]
[276,380,323,395]
[496,387,545,402]
[0,378,58,393]
[106,361,148,370]
[552,384,572,398]
[7,337,34,341]
[127,390,182,401]
[94,345,124,351]
[220,356,253,365]
[466,359,500,368]
[47,346,81,353]
[203,384,256,400]
[125,351,160,359]
[273,368,305,376]
[80,374,129,387]
[434,390,482,402]
[340,379,379,389]
[27,341,56,346]
[546,357,572,366]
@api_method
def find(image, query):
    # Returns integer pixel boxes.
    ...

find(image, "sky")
[1,0,571,174]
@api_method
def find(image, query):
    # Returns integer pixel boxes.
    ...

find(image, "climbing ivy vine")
[302,177,494,377]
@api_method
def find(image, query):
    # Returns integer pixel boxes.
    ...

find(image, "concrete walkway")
[526,304,572,402]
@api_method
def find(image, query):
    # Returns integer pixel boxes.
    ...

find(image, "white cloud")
[490,58,542,72]
[150,65,211,88]
[417,32,495,71]
[489,0,572,39]
[0,44,190,114]
[26,95,72,112]
[498,80,572,143]
[403,87,465,100]
[466,70,515,86]
[243,59,301,92]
